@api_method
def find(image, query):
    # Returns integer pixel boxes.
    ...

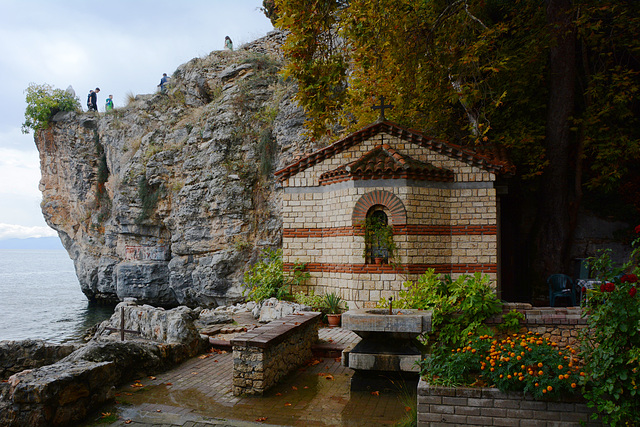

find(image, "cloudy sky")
[0,0,274,240]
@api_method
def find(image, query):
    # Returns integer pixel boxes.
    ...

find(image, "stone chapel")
[274,119,513,309]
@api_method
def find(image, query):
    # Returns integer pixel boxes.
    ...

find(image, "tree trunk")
[533,0,578,284]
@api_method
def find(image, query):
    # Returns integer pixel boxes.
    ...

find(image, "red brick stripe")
[284,262,497,274]
[282,225,497,238]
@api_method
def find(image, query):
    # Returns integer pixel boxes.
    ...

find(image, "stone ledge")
[231,312,321,349]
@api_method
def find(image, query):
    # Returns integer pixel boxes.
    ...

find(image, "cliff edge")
[35,31,313,308]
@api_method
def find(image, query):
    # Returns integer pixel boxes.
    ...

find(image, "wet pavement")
[80,326,416,427]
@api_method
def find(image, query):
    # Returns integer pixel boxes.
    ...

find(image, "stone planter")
[417,378,601,426]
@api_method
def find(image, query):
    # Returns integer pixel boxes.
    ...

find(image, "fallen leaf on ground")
[256,417,268,422]
[124,420,132,424]
[328,339,334,342]
[199,354,211,359]
[405,406,411,412]
[275,392,282,396]
[284,402,292,406]
[214,360,218,363]
[165,383,172,386]
[100,412,111,418]
[334,357,341,362]
[156,409,162,412]
[304,386,309,389]
[130,382,144,388]
[325,374,334,380]
[191,372,198,375]
[292,386,298,390]
[148,376,156,380]
[124,392,133,396]
[371,391,380,396]
[114,393,121,397]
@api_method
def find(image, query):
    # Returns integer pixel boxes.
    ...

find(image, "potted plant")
[362,215,396,264]
[323,292,346,327]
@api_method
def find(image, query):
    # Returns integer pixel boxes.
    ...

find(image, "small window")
[363,209,394,264]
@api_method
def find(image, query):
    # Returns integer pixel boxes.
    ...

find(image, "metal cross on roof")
[371,96,394,121]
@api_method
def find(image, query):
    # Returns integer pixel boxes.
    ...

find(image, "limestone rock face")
[35,31,315,308]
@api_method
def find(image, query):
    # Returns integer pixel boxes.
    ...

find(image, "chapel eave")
[274,120,514,182]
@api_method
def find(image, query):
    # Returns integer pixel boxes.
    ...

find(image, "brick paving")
[82,327,413,427]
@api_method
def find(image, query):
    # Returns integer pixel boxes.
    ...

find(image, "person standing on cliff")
[105,94,114,111]
[87,87,100,111]
[224,36,233,51]
[158,73,169,94]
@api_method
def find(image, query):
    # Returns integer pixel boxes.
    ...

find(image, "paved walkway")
[80,326,415,427]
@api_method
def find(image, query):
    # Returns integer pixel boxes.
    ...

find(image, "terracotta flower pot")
[327,313,341,328]
[374,257,382,265]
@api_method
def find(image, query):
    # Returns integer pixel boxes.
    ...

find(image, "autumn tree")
[275,0,640,297]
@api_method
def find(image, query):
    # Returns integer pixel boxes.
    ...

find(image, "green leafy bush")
[293,291,324,311]
[498,309,525,334]
[382,269,501,350]
[243,249,309,302]
[421,333,582,400]
[579,227,640,426]
[22,83,80,133]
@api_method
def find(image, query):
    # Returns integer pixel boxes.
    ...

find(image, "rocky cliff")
[35,31,314,308]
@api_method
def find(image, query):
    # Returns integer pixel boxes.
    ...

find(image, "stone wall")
[231,312,321,395]
[417,379,601,426]
[281,128,499,309]
[487,303,586,348]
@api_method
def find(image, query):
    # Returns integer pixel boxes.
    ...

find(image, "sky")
[0,0,274,240]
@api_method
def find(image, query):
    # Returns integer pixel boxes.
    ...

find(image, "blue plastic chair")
[548,274,576,307]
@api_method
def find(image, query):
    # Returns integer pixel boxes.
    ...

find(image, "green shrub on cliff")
[22,83,80,133]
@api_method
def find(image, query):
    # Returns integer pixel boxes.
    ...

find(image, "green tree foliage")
[260,0,279,26]
[22,83,80,133]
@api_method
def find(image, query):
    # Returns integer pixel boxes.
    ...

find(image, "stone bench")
[230,312,321,396]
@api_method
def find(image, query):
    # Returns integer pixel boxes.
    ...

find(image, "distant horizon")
[0,236,64,250]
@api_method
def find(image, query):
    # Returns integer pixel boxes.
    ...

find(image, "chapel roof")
[274,120,514,182]
[318,144,454,185]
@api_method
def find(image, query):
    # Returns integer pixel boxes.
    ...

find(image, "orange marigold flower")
[535,383,539,387]
[571,383,577,388]
[558,365,563,370]
[547,386,553,391]
[538,370,544,376]
[538,362,543,368]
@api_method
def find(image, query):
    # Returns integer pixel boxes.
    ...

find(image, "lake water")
[0,249,114,344]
